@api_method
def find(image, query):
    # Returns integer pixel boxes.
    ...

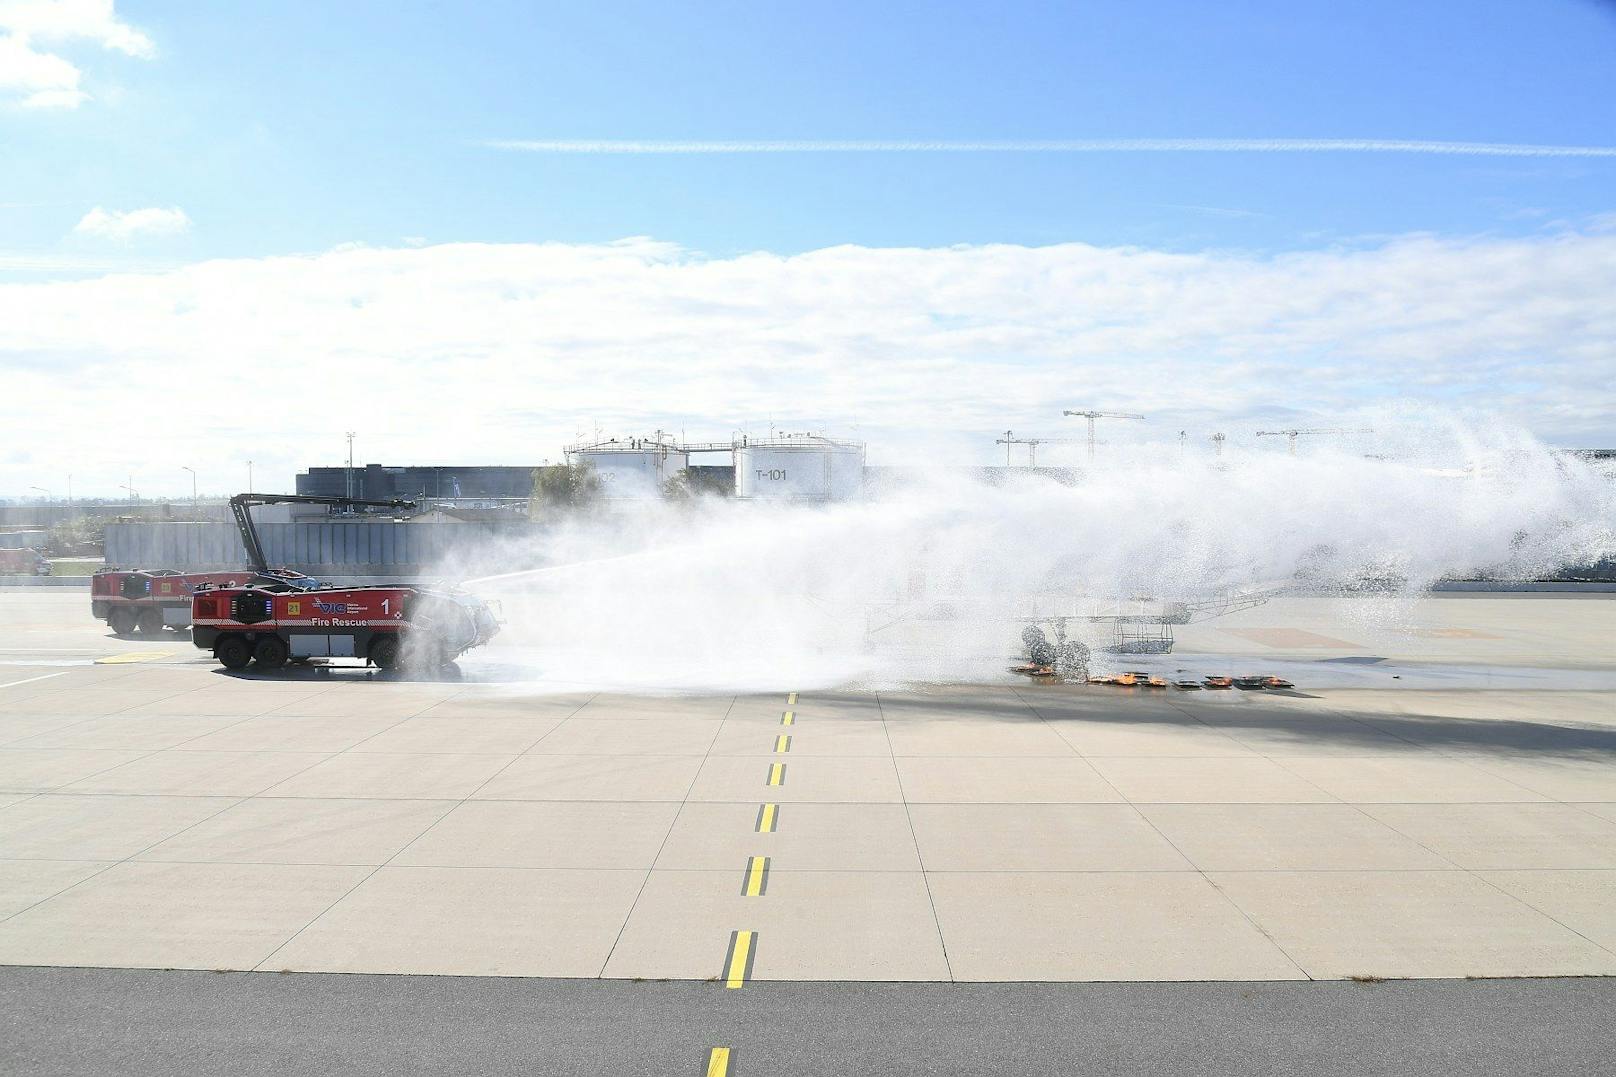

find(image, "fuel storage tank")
[733,436,865,501]
[567,440,689,499]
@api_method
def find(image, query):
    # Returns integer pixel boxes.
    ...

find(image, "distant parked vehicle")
[0,547,51,576]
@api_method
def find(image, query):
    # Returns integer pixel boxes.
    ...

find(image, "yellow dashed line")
[773,734,791,753]
[786,691,797,705]
[705,1047,733,1076]
[95,651,173,664]
[742,855,770,896]
[723,930,756,989]
[780,710,794,726]
[755,803,778,833]
[766,762,786,787]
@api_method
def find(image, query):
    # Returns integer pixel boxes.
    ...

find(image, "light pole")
[247,460,253,492]
[345,431,356,502]
[181,466,197,512]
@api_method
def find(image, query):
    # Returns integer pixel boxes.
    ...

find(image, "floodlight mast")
[1061,410,1146,461]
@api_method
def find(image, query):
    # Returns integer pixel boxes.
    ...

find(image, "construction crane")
[995,430,1085,467]
[1061,410,1145,461]
[1255,428,1373,456]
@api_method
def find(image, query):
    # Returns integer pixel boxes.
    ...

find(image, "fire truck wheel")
[215,636,252,670]
[136,608,165,636]
[369,636,400,670]
[107,608,137,637]
[253,636,289,670]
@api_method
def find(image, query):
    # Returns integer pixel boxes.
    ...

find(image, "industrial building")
[299,433,871,507]
[563,433,866,502]
[296,464,534,502]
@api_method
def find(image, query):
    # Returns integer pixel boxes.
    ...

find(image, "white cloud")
[0,1,153,109]
[0,229,1612,494]
[72,205,190,240]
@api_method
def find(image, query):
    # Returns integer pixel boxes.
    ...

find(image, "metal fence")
[104,521,531,575]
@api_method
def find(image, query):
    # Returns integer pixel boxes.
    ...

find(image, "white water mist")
[445,416,1615,692]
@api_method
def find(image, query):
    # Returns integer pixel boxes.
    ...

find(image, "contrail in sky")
[485,137,1616,157]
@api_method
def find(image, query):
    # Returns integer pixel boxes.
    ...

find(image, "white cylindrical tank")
[568,444,689,499]
[734,438,865,501]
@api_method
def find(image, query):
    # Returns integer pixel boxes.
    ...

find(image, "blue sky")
[5,0,1616,258]
[1,1,1614,496]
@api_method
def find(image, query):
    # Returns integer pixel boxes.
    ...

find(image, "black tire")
[216,635,252,670]
[369,636,400,670]
[107,607,137,637]
[253,636,289,670]
[136,607,164,636]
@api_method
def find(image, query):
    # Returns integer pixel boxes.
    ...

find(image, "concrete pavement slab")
[929,871,1305,981]
[708,717,890,756]
[575,695,735,720]
[265,865,644,977]
[0,793,237,860]
[1047,718,1258,757]
[1087,756,1335,803]
[1277,756,1552,803]
[529,717,721,755]
[689,755,903,803]
[653,803,920,871]
[1481,869,1616,953]
[602,868,950,981]
[1452,756,1616,801]
[415,694,593,719]
[884,718,1076,756]
[896,756,1122,803]
[0,748,152,792]
[117,687,336,718]
[393,800,679,868]
[1213,869,1616,979]
[0,859,108,918]
[177,715,403,753]
[0,713,103,746]
[11,715,242,751]
[264,752,513,800]
[265,690,456,720]
[1140,804,1453,871]
[348,716,561,755]
[66,749,331,797]
[0,861,369,970]
[136,797,456,866]
[908,804,1190,871]
[1579,802,1616,824]
[1363,803,1616,868]
[0,689,193,717]
[472,754,703,801]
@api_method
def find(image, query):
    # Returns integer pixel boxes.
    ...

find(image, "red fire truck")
[187,492,500,671]
[90,492,397,637]
[191,584,499,670]
[92,568,259,636]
